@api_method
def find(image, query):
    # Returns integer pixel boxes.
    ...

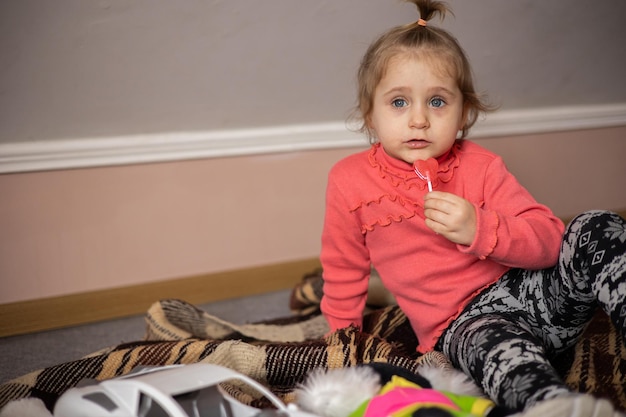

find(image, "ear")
[365,113,374,131]
[364,116,379,142]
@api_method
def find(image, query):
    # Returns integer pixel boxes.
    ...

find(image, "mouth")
[405,139,430,149]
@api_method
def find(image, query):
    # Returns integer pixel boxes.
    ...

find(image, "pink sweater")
[320,140,565,352]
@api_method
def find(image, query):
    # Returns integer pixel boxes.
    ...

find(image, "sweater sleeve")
[458,156,565,269]
[320,167,371,331]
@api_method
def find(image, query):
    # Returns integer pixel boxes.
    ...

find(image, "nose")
[409,105,429,129]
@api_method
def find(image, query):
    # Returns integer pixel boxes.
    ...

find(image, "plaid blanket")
[1,270,625,413]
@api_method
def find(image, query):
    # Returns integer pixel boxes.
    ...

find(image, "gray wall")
[1,0,625,143]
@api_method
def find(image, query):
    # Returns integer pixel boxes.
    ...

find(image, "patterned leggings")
[436,210,626,412]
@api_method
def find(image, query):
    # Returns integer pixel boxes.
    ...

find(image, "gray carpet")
[0,289,293,384]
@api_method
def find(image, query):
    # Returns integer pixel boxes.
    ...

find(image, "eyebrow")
[382,87,410,97]
[381,85,458,98]
[428,86,457,97]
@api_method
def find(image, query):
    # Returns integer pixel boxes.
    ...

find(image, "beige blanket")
[1,270,624,412]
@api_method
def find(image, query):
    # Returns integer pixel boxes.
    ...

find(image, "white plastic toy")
[53,363,319,417]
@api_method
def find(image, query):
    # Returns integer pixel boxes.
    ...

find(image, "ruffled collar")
[367,141,461,190]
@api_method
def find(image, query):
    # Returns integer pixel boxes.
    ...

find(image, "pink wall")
[1,126,625,304]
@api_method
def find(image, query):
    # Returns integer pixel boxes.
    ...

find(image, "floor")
[0,289,294,384]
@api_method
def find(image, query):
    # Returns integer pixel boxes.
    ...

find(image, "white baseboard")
[473,103,626,137]
[1,103,625,174]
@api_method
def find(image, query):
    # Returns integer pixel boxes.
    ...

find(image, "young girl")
[320,1,626,415]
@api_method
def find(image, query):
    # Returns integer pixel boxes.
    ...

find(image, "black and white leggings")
[436,210,626,412]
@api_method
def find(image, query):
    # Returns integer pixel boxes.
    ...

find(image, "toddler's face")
[368,54,466,164]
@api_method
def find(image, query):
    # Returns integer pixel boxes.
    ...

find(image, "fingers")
[423,192,476,246]
[423,190,460,206]
[424,192,456,215]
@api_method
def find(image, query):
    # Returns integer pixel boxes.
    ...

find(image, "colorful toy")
[295,363,511,417]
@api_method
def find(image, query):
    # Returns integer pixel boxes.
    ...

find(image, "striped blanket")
[1,270,624,412]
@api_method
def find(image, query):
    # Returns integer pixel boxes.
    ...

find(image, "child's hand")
[423,191,476,246]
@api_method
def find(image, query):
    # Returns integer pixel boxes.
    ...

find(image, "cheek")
[456,117,465,132]
[459,106,469,128]
[368,112,384,134]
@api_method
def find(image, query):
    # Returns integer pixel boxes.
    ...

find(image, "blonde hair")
[354,0,495,142]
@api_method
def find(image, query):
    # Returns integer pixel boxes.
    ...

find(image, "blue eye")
[430,97,445,108]
[392,98,408,108]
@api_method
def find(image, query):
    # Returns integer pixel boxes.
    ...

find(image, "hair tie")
[417,18,427,27]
